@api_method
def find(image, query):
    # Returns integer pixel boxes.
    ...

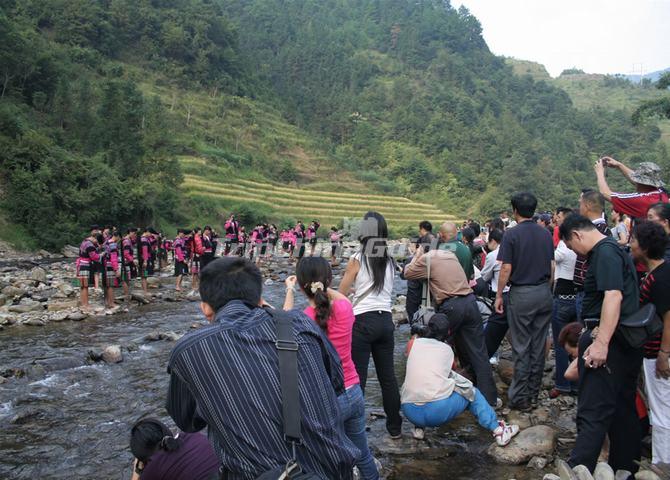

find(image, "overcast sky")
[452,0,670,77]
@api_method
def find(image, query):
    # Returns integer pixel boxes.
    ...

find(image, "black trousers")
[351,310,403,436]
[438,294,498,405]
[405,279,422,323]
[485,292,509,358]
[568,331,643,474]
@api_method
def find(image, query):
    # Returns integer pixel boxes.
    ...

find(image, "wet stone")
[101,345,123,364]
[488,425,557,465]
[67,312,88,321]
[573,465,594,480]
[556,459,578,480]
[593,462,614,480]
[528,456,548,470]
[22,318,46,326]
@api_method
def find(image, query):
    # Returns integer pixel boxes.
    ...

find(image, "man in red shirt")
[595,157,668,219]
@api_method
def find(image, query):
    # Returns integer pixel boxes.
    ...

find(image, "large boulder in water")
[101,345,123,364]
[487,425,556,465]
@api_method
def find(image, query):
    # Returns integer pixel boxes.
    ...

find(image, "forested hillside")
[1,0,668,248]
[220,0,669,214]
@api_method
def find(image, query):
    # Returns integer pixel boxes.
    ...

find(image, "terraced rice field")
[182,174,457,227]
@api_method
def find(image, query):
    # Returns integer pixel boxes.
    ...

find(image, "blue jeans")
[338,385,378,480]
[401,388,498,431]
[552,296,578,392]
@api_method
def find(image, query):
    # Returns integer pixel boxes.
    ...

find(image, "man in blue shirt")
[495,192,554,411]
[166,257,358,479]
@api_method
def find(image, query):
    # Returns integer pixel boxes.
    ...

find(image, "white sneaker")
[493,421,519,446]
[412,427,425,440]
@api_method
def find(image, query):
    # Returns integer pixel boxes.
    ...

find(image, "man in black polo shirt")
[495,192,554,411]
[560,214,642,475]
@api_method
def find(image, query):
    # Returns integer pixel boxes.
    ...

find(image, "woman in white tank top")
[339,212,403,438]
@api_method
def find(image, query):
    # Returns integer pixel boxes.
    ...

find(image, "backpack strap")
[265,307,302,445]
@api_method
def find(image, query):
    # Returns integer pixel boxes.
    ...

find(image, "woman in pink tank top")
[283,257,379,480]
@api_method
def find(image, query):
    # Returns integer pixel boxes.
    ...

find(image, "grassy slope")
[132,68,453,232]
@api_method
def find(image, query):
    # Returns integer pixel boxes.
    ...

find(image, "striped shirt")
[166,301,357,479]
[639,262,670,359]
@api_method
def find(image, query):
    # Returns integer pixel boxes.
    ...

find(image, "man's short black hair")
[199,257,262,311]
[469,222,481,237]
[419,221,433,232]
[581,191,605,213]
[489,229,504,244]
[632,221,668,260]
[511,192,537,218]
[559,214,596,240]
[556,206,572,216]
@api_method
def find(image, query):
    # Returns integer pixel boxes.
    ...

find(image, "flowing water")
[0,278,531,480]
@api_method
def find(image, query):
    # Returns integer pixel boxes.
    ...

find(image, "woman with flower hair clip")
[283,256,379,480]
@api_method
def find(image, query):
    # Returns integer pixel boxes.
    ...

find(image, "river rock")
[159,331,182,342]
[131,292,150,304]
[101,345,123,363]
[556,459,578,480]
[67,312,88,321]
[49,312,69,322]
[22,318,46,326]
[528,456,548,469]
[2,285,26,297]
[146,277,161,288]
[8,301,44,313]
[47,300,79,311]
[634,472,661,480]
[544,476,561,480]
[497,359,514,385]
[62,245,79,258]
[56,283,75,297]
[264,279,274,286]
[0,294,7,307]
[505,410,533,429]
[593,462,614,480]
[573,465,594,480]
[615,472,632,480]
[0,313,17,325]
[488,425,557,465]
[30,266,47,284]
[144,331,161,341]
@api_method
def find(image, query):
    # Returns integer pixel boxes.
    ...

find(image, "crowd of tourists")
[73,156,670,479]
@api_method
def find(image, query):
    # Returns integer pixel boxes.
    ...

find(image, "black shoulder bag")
[610,245,663,349]
[256,308,324,480]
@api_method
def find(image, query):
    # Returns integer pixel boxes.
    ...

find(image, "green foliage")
[560,68,585,75]
[220,0,668,218]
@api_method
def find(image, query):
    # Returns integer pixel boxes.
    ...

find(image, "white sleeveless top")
[351,252,395,316]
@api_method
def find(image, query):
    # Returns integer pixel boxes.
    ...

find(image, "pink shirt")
[304,299,360,389]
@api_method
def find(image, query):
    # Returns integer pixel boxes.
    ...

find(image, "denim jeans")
[352,310,403,435]
[337,385,379,480]
[551,296,578,392]
[401,388,498,431]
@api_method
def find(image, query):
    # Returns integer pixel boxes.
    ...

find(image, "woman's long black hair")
[296,257,332,330]
[130,418,182,463]
[358,211,395,294]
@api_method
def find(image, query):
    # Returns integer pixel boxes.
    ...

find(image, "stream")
[0,277,531,480]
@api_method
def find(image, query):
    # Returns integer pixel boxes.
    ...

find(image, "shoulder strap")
[421,253,432,308]
[265,307,302,445]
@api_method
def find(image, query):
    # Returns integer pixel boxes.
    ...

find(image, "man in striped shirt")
[166,257,358,479]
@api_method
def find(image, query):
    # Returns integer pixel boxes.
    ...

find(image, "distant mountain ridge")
[623,67,670,84]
